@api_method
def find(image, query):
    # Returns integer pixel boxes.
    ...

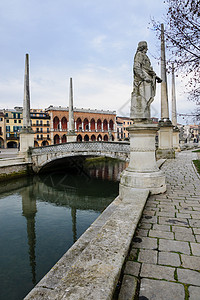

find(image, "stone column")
[171,63,180,151]
[20,53,34,156]
[157,24,175,159]
[67,78,77,142]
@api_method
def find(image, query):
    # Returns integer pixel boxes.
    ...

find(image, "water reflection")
[0,158,126,300]
[22,188,37,284]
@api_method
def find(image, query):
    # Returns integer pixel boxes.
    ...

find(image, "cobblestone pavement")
[118,150,200,300]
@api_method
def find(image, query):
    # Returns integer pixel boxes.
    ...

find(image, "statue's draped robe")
[131,51,156,119]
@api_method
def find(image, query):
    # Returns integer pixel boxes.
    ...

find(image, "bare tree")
[152,0,200,103]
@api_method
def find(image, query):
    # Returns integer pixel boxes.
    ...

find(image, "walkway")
[118,150,200,300]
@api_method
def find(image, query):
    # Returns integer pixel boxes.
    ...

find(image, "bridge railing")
[31,141,130,155]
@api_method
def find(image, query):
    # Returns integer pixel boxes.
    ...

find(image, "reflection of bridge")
[31,141,130,173]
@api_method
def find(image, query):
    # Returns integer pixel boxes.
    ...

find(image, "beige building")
[116,116,134,140]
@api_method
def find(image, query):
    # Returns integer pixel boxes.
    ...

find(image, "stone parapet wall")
[24,190,149,300]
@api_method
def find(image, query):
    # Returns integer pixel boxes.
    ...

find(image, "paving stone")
[176,213,191,219]
[189,219,200,227]
[159,217,189,227]
[152,224,171,232]
[132,237,157,250]
[140,263,175,281]
[159,239,190,254]
[195,235,200,243]
[138,223,152,230]
[149,229,174,239]
[191,243,200,256]
[158,251,181,267]
[129,248,138,261]
[138,249,157,264]
[177,268,200,286]
[188,286,200,300]
[181,254,200,270]
[193,228,200,234]
[118,275,137,300]
[172,226,193,234]
[143,211,156,217]
[139,279,185,300]
[157,211,176,217]
[124,261,141,277]
[175,232,196,242]
[141,215,158,224]
[135,228,148,237]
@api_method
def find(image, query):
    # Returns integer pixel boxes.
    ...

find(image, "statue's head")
[137,41,148,52]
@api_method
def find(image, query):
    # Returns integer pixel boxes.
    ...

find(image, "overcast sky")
[0,0,197,124]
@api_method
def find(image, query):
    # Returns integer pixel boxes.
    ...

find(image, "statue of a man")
[131,41,162,120]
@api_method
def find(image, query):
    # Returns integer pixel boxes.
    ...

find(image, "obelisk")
[160,23,169,121]
[157,24,175,159]
[20,54,34,155]
[67,78,77,142]
[171,63,180,151]
[171,63,177,126]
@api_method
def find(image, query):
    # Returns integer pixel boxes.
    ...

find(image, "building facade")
[116,116,134,141]
[30,109,51,147]
[46,106,116,144]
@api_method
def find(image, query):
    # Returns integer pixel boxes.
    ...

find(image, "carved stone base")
[67,133,77,142]
[157,121,175,159]
[119,122,166,196]
[173,128,181,152]
[20,132,34,153]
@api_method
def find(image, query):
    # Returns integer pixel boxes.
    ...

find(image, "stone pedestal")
[173,127,180,152]
[156,120,175,159]
[67,133,77,142]
[119,122,166,197]
[20,131,34,159]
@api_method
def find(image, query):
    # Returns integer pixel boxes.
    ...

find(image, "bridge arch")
[31,141,130,173]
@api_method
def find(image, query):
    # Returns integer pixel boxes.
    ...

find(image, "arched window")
[77,134,82,142]
[97,134,102,141]
[103,119,108,131]
[61,134,67,143]
[61,117,67,130]
[97,119,101,131]
[103,134,108,141]
[111,135,115,141]
[53,117,59,130]
[76,118,82,131]
[91,134,96,141]
[90,118,95,131]
[34,141,39,147]
[42,140,49,146]
[54,134,60,144]
[109,119,114,131]
[83,118,89,131]
[84,134,89,141]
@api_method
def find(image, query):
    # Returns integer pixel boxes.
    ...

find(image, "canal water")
[0,158,126,300]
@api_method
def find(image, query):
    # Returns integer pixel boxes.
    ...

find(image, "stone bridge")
[31,141,130,173]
